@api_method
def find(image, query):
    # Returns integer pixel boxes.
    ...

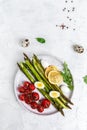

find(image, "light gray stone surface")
[0,0,87,129]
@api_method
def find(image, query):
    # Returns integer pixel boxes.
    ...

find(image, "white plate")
[14,54,73,115]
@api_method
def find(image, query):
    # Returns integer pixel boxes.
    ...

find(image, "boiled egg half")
[49,91,60,98]
[34,81,45,89]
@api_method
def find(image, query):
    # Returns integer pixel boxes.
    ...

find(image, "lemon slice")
[34,81,44,89]
[49,91,60,98]
[48,70,63,85]
[45,65,58,78]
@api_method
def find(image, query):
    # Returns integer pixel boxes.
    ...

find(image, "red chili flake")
[56,24,69,30]
[60,24,66,29]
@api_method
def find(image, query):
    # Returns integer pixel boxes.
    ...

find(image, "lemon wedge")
[34,81,44,89]
[49,91,60,98]
[45,65,58,78]
[48,70,63,85]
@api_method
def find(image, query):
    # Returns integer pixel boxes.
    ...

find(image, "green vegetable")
[32,55,68,104]
[33,54,73,105]
[83,75,87,84]
[17,61,64,116]
[23,53,72,108]
[61,62,74,91]
[36,38,46,43]
[24,59,68,109]
[24,60,51,92]
[17,62,35,83]
[17,53,73,116]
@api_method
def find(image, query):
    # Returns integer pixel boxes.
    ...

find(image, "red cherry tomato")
[30,102,38,109]
[24,89,32,95]
[18,86,25,93]
[41,99,50,108]
[29,84,35,91]
[37,105,44,112]
[32,92,39,101]
[24,96,32,104]
[23,81,30,89]
[18,94,25,101]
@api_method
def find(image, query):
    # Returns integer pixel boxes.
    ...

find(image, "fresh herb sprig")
[61,62,74,91]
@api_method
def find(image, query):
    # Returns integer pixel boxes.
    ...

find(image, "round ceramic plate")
[14,54,73,115]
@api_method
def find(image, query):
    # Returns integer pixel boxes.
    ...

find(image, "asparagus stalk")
[23,62,50,93]
[33,54,45,74]
[23,56,71,109]
[24,60,51,92]
[32,55,67,104]
[32,54,73,105]
[17,63,35,83]
[17,62,64,116]
[24,60,69,109]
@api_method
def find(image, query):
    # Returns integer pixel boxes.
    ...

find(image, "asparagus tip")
[24,57,27,61]
[23,53,28,59]
[71,102,74,105]
[67,104,72,109]
[60,110,65,116]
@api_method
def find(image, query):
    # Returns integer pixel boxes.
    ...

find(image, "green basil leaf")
[36,38,46,43]
[83,75,87,84]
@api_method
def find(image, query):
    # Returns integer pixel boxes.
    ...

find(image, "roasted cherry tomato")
[29,84,35,91]
[32,92,39,101]
[37,105,44,112]
[18,86,25,93]
[18,94,25,101]
[41,99,50,108]
[30,102,38,109]
[23,81,30,89]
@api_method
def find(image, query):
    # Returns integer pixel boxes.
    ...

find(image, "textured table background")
[0,0,87,130]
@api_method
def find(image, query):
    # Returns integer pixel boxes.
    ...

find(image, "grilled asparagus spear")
[17,62,64,116]
[32,54,73,105]
[23,54,71,109]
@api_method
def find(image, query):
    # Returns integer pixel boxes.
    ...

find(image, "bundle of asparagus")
[17,53,73,116]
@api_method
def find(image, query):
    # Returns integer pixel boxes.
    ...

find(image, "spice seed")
[63,8,66,11]
[73,28,75,31]
[69,19,72,21]
[72,7,75,11]
[65,0,68,3]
